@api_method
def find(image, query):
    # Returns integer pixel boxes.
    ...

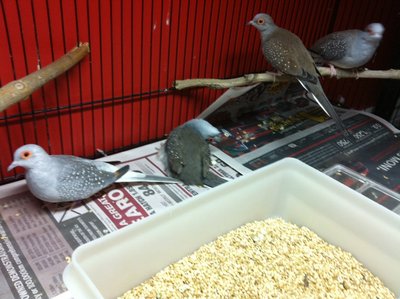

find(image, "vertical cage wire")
[0,0,399,185]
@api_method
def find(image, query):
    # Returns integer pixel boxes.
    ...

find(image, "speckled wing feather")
[310,24,384,69]
[262,27,348,136]
[263,28,319,84]
[165,125,212,186]
[53,156,129,201]
[310,30,357,62]
[165,129,185,176]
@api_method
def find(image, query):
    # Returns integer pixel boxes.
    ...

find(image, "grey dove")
[158,119,227,187]
[249,13,349,136]
[310,23,384,74]
[8,144,180,203]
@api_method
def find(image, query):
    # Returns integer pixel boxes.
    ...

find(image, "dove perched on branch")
[310,23,385,75]
[8,144,180,203]
[158,119,227,187]
[249,13,349,136]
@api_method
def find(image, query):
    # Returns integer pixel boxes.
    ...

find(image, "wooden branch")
[173,67,400,90]
[0,42,90,112]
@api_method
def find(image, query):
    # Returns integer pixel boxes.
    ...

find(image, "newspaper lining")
[1,81,400,299]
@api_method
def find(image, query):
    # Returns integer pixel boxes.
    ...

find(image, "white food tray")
[63,158,400,298]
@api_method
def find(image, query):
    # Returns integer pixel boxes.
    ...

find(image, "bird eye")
[20,151,32,160]
[257,18,265,25]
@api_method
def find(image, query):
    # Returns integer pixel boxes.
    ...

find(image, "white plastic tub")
[63,158,400,299]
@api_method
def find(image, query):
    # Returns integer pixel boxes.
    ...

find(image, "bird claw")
[96,148,108,157]
[354,67,366,79]
[329,64,337,78]
[352,69,360,79]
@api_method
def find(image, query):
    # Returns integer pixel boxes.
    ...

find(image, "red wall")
[1,0,399,183]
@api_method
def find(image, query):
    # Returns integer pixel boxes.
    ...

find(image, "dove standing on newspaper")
[7,144,180,203]
[158,119,227,187]
[248,13,349,136]
[310,23,385,75]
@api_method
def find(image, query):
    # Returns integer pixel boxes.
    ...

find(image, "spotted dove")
[310,23,384,72]
[8,144,180,202]
[249,13,349,136]
[158,119,227,187]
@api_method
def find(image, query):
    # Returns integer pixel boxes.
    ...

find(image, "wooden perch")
[173,67,400,90]
[0,42,90,112]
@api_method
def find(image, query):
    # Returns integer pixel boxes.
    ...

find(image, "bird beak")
[7,161,18,172]
[247,20,254,26]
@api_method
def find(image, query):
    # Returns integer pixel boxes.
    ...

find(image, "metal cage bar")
[1,0,399,184]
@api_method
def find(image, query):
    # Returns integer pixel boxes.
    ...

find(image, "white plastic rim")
[63,158,400,299]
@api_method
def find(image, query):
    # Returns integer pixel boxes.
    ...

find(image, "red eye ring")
[257,18,265,25]
[20,151,32,160]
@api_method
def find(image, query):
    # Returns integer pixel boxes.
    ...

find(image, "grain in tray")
[119,218,394,299]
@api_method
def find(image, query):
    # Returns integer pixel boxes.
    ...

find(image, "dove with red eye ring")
[248,13,349,136]
[8,144,180,203]
[310,23,385,75]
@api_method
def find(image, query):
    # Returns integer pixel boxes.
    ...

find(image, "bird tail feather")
[114,165,131,180]
[116,170,180,184]
[297,79,349,136]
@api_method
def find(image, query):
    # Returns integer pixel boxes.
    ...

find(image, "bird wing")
[165,128,185,176]
[53,156,129,201]
[310,31,357,62]
[165,125,212,185]
[258,21,349,137]
[201,141,212,179]
[265,29,318,84]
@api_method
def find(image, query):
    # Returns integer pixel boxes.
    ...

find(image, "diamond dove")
[249,13,349,136]
[8,144,180,203]
[158,119,227,187]
[310,23,385,75]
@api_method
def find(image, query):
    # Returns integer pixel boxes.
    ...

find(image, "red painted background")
[1,0,400,183]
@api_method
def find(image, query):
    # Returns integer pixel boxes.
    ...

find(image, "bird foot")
[269,70,283,83]
[329,64,337,78]
[353,67,367,79]
[353,69,360,79]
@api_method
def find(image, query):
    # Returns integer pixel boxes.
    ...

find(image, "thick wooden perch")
[173,67,400,90]
[0,42,90,112]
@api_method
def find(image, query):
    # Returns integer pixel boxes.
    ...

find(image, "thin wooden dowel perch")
[173,67,400,90]
[0,42,90,112]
